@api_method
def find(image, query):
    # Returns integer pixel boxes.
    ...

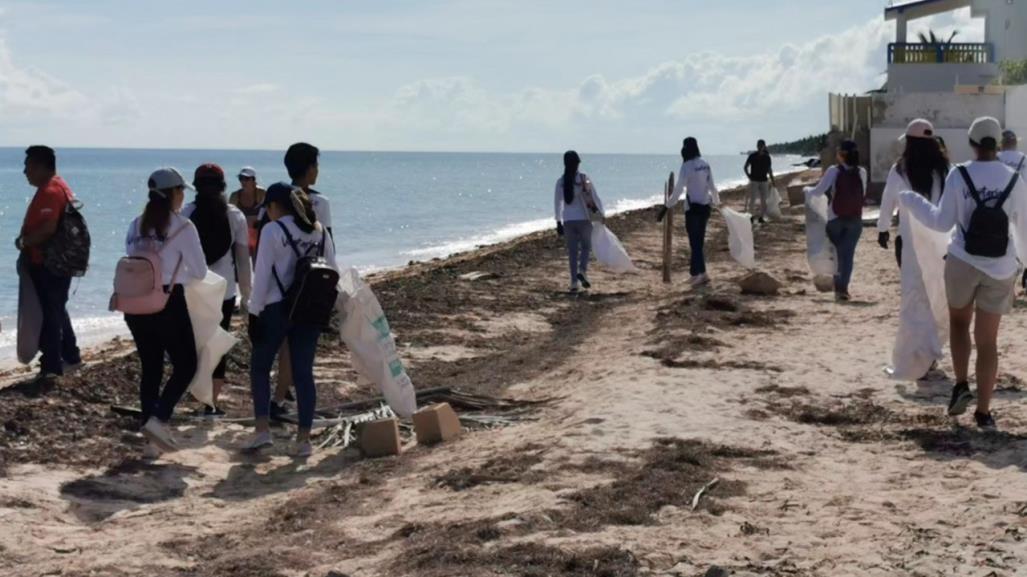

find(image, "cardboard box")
[413,403,462,445]
[359,418,402,457]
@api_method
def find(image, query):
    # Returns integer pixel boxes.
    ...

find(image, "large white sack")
[16,260,42,365]
[185,271,237,406]
[889,213,951,381]
[721,208,756,269]
[767,187,784,220]
[337,267,417,418]
[591,224,638,273]
[805,192,837,280]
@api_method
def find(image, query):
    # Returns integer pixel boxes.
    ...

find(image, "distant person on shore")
[999,130,1026,179]
[744,139,776,224]
[657,137,720,286]
[899,117,1027,431]
[804,140,867,301]
[229,167,266,260]
[16,146,82,381]
[181,164,252,417]
[123,168,208,451]
[244,182,339,456]
[554,150,605,292]
[876,119,950,381]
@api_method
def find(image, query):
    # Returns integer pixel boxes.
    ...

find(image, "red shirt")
[21,175,73,265]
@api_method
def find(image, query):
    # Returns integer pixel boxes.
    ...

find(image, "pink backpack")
[109,224,187,315]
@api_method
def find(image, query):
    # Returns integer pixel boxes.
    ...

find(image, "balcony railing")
[888,42,993,64]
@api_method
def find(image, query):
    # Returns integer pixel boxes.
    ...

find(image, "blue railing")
[888,42,993,64]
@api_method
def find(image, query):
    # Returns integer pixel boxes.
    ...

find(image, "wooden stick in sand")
[691,477,719,511]
[662,171,674,283]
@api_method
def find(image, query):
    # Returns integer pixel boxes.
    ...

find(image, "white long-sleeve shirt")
[877,164,944,238]
[307,188,333,231]
[180,202,253,301]
[804,165,869,221]
[554,172,605,223]
[899,160,1027,280]
[665,158,719,208]
[125,213,208,286]
[248,215,339,316]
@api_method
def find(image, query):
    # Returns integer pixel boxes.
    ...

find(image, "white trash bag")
[721,208,756,269]
[591,223,638,273]
[185,271,238,407]
[337,267,417,418]
[805,192,837,291]
[767,187,784,220]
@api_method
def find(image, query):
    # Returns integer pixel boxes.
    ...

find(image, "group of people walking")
[16,143,338,457]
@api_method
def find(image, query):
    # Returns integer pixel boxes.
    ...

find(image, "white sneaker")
[142,418,178,452]
[693,274,710,287]
[569,281,581,293]
[63,361,85,375]
[291,441,313,458]
[241,431,274,453]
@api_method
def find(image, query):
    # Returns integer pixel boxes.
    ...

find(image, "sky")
[0,1,984,154]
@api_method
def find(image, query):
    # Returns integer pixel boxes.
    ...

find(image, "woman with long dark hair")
[805,140,867,301]
[658,137,720,286]
[554,151,605,292]
[877,119,950,381]
[244,182,338,457]
[180,164,252,416]
[124,168,208,451]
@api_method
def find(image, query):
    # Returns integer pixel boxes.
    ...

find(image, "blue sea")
[0,148,803,360]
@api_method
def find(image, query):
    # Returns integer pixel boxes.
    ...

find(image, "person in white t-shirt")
[285,142,332,237]
[657,137,720,286]
[180,163,252,417]
[244,182,338,457]
[124,168,208,451]
[899,117,1027,432]
[998,130,1026,179]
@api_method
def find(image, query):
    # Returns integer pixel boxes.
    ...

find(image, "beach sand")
[1,172,1026,577]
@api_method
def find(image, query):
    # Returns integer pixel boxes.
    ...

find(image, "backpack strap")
[1017,156,1026,175]
[317,226,327,257]
[995,171,1020,210]
[957,166,985,207]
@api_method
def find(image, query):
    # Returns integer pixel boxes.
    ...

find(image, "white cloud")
[0,37,88,120]
[235,83,280,95]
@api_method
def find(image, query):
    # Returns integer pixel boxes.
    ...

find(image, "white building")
[837,0,1027,185]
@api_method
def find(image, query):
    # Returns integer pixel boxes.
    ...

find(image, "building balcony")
[888,42,994,64]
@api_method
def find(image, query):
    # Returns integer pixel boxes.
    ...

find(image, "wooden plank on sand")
[662,171,674,284]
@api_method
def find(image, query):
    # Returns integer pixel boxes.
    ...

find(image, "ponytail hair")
[192,180,232,264]
[141,187,174,240]
[562,150,581,204]
[271,188,319,234]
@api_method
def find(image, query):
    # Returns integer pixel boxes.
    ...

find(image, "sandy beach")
[1,172,1026,577]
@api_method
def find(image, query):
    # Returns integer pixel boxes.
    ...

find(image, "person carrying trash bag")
[876,119,951,381]
[243,182,339,457]
[804,140,867,302]
[113,168,208,452]
[554,150,605,293]
[657,137,720,286]
[899,117,1027,432]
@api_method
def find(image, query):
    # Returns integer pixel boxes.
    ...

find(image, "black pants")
[26,262,80,374]
[212,298,234,380]
[895,235,903,269]
[125,286,197,423]
[685,204,712,277]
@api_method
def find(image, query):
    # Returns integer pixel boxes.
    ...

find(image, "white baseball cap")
[904,118,935,139]
[147,167,194,192]
[238,166,257,179]
[969,116,1002,149]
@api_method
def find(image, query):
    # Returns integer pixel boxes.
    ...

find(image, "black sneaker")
[947,381,974,416]
[270,401,288,423]
[577,273,591,290]
[284,390,296,403]
[973,411,997,432]
[203,405,226,418]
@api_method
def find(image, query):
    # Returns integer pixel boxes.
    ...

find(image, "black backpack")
[270,221,339,329]
[958,166,1018,258]
[43,198,90,277]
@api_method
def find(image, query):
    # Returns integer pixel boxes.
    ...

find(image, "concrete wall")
[873,92,1005,128]
[886,63,1000,92]
[870,128,977,183]
[974,0,1027,62]
[1005,85,1027,136]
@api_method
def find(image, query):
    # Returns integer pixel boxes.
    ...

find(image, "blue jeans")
[685,204,712,277]
[826,217,862,294]
[26,262,80,374]
[564,220,593,284]
[250,301,321,429]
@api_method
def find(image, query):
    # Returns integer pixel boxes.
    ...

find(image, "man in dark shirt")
[744,140,776,224]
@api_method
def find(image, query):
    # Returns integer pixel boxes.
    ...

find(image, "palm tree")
[915,30,969,63]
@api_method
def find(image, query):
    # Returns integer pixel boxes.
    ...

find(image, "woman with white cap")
[229,166,266,260]
[899,116,1027,431]
[876,119,950,381]
[123,168,208,451]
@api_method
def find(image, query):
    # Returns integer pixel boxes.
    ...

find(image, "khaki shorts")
[944,256,1017,315]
